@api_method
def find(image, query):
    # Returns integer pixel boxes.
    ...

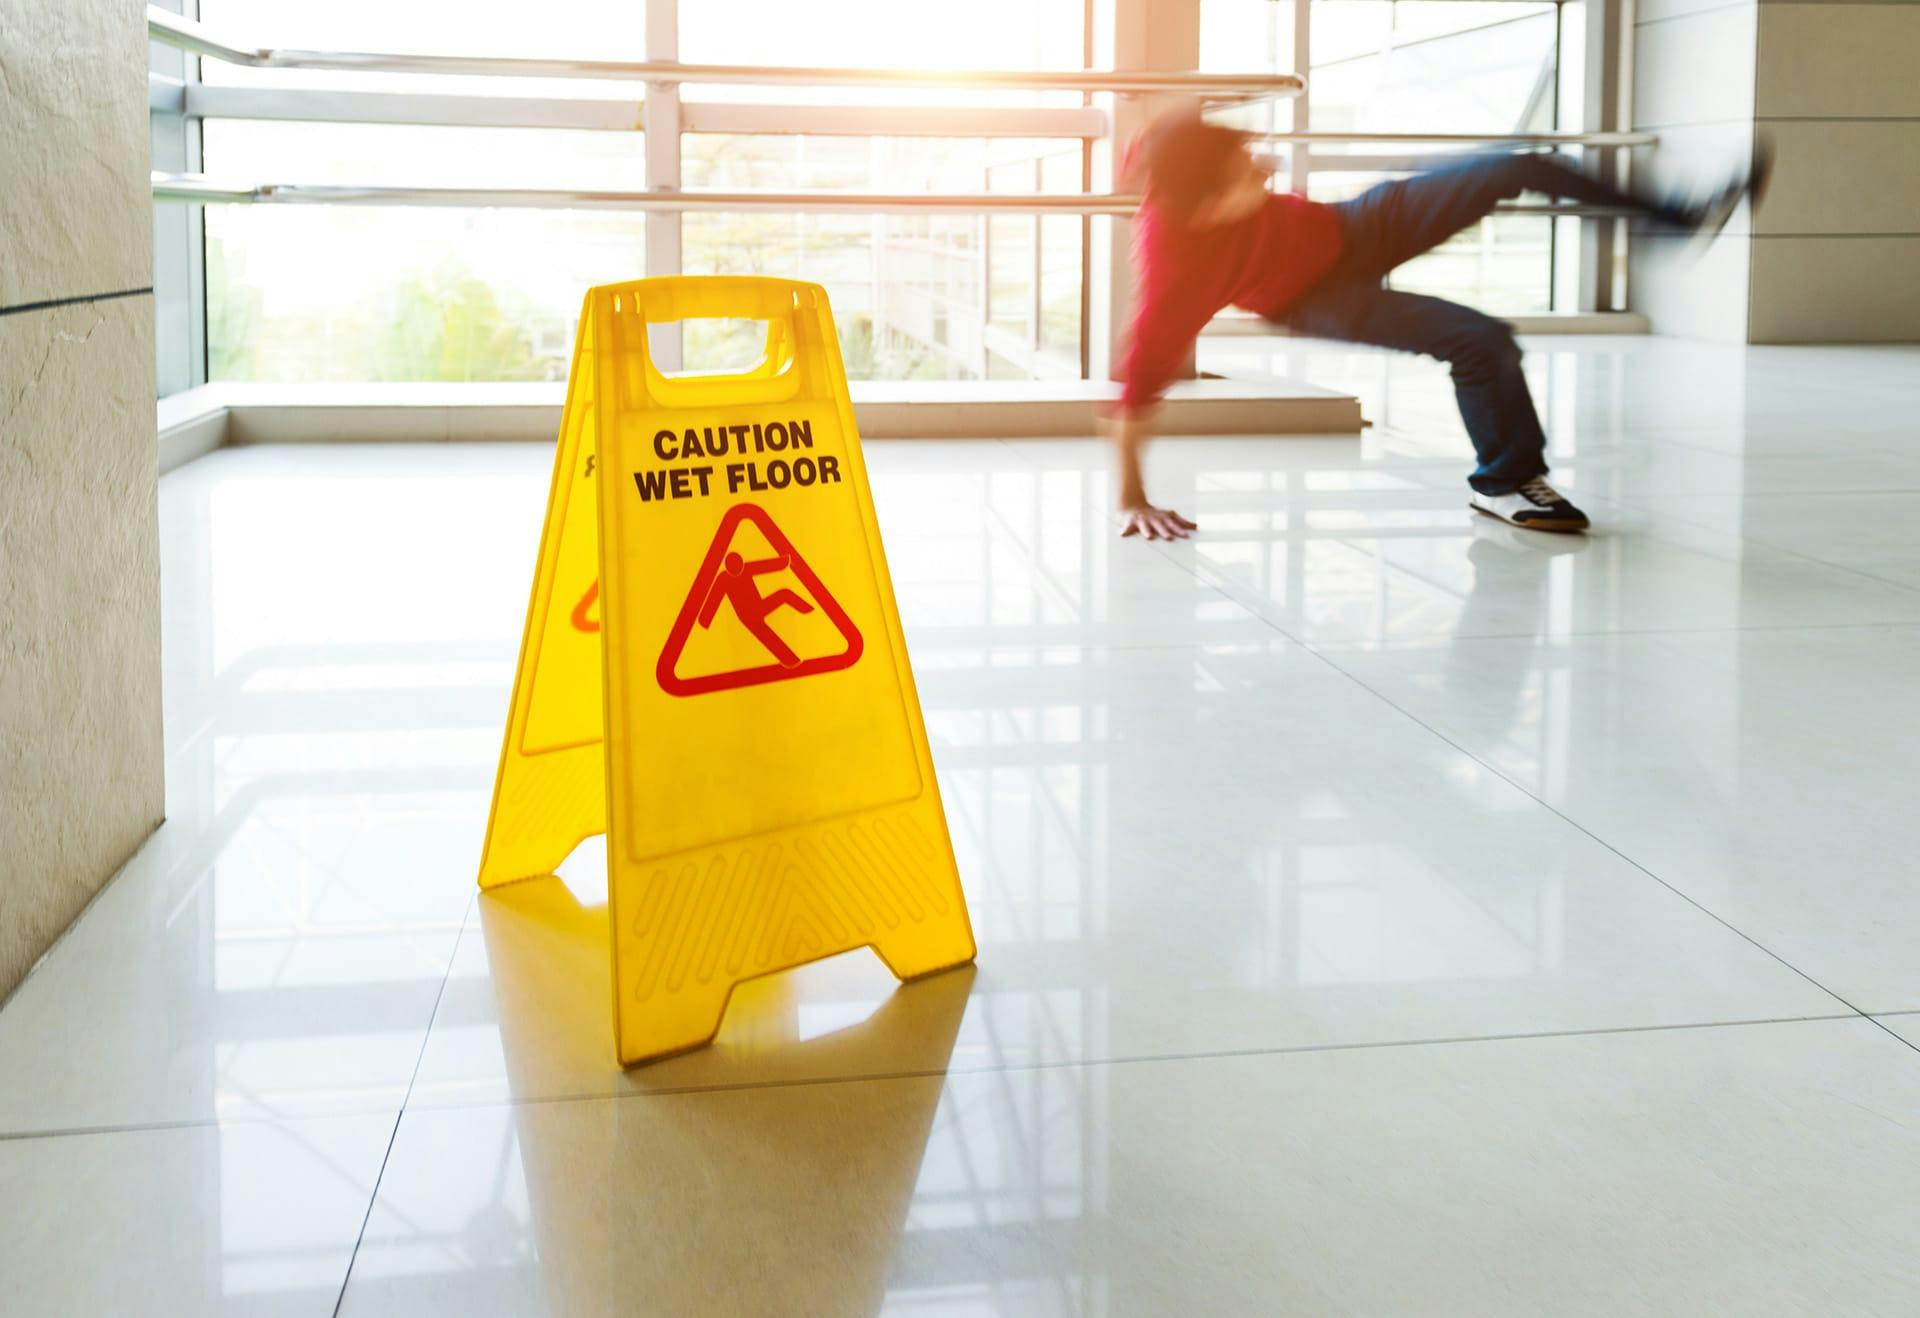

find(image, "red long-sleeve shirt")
[1118,192,1345,412]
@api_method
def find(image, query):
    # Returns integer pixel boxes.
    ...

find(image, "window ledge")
[156,376,1363,465]
[1204,310,1652,336]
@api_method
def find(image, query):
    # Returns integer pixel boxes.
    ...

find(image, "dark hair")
[1130,114,1252,218]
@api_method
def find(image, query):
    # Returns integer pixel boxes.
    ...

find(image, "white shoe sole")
[1469,502,1590,535]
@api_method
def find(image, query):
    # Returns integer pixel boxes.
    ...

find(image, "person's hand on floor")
[1119,504,1197,540]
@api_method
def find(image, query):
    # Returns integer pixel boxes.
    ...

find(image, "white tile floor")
[4,335,1920,1315]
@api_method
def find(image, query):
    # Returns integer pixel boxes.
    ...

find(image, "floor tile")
[0,448,505,1133]
[0,1113,392,1317]
[1543,446,1920,500]
[1163,495,1920,646]
[871,445,1276,651]
[0,817,467,1131]
[1330,624,1920,1010]
[1877,1013,1920,1051]
[1608,490,1920,589]
[344,1019,1920,1317]
[405,643,1839,1107]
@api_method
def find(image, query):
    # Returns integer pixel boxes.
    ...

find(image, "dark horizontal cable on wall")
[0,287,153,320]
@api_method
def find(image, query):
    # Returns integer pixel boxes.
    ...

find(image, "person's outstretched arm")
[1111,410,1197,540]
[1111,294,1208,540]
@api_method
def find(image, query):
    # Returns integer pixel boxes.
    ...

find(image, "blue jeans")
[1283,154,1689,495]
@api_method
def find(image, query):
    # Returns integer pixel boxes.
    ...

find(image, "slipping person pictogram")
[656,502,862,696]
[698,549,814,668]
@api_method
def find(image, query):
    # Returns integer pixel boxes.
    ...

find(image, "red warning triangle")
[656,503,863,697]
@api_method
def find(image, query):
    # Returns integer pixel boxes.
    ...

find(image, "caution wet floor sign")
[479,276,976,1066]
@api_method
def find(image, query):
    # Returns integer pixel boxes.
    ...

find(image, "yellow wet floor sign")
[479,276,976,1066]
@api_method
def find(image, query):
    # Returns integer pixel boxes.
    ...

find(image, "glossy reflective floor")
[6,335,1920,1315]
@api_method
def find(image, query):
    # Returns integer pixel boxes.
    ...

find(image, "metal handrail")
[147,6,1303,97]
[1261,130,1657,148]
[149,173,1639,218]
[153,77,1656,150]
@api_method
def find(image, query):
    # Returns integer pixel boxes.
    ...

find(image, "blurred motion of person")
[1108,112,1767,540]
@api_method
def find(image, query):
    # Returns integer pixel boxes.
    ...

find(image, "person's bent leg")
[1289,282,1589,530]
[1290,283,1548,493]
[742,612,803,667]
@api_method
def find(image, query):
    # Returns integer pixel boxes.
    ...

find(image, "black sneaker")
[1686,139,1775,248]
[1469,477,1591,533]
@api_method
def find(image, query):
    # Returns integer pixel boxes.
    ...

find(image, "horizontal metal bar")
[679,101,1109,140]
[177,83,1109,138]
[148,6,1301,96]
[1498,203,1639,217]
[1292,151,1655,176]
[148,6,261,65]
[1259,130,1657,147]
[149,72,186,115]
[1202,309,1653,337]
[187,83,646,131]
[150,175,1146,214]
[149,173,1640,219]
[156,176,258,203]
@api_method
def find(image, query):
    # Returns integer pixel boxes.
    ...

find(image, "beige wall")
[1749,3,1920,341]
[0,0,165,997]
[1630,0,1920,342]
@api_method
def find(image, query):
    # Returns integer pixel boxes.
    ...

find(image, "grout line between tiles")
[328,890,474,1318]
[1867,1016,1920,1058]
[1295,636,1877,1022]
[1300,617,1920,652]
[267,1012,1875,1120]
[1591,492,1920,599]
[0,1010,1881,1143]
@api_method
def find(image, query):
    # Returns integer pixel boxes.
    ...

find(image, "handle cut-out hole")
[651,318,784,379]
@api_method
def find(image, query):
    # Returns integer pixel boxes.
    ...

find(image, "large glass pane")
[197,0,651,98]
[1205,0,1563,314]
[1310,1,1560,312]
[680,0,1084,107]
[207,208,644,382]
[1200,0,1302,176]
[203,121,648,191]
[194,2,1091,381]
[203,120,648,382]
[1311,2,1558,136]
[682,135,1083,381]
[199,0,646,58]
[1038,151,1084,362]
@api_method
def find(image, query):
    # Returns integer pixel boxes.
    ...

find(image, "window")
[1206,0,1570,314]
[177,0,1605,390]
[196,1,1090,383]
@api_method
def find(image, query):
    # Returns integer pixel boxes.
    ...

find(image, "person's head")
[723,551,744,573]
[1131,112,1267,227]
